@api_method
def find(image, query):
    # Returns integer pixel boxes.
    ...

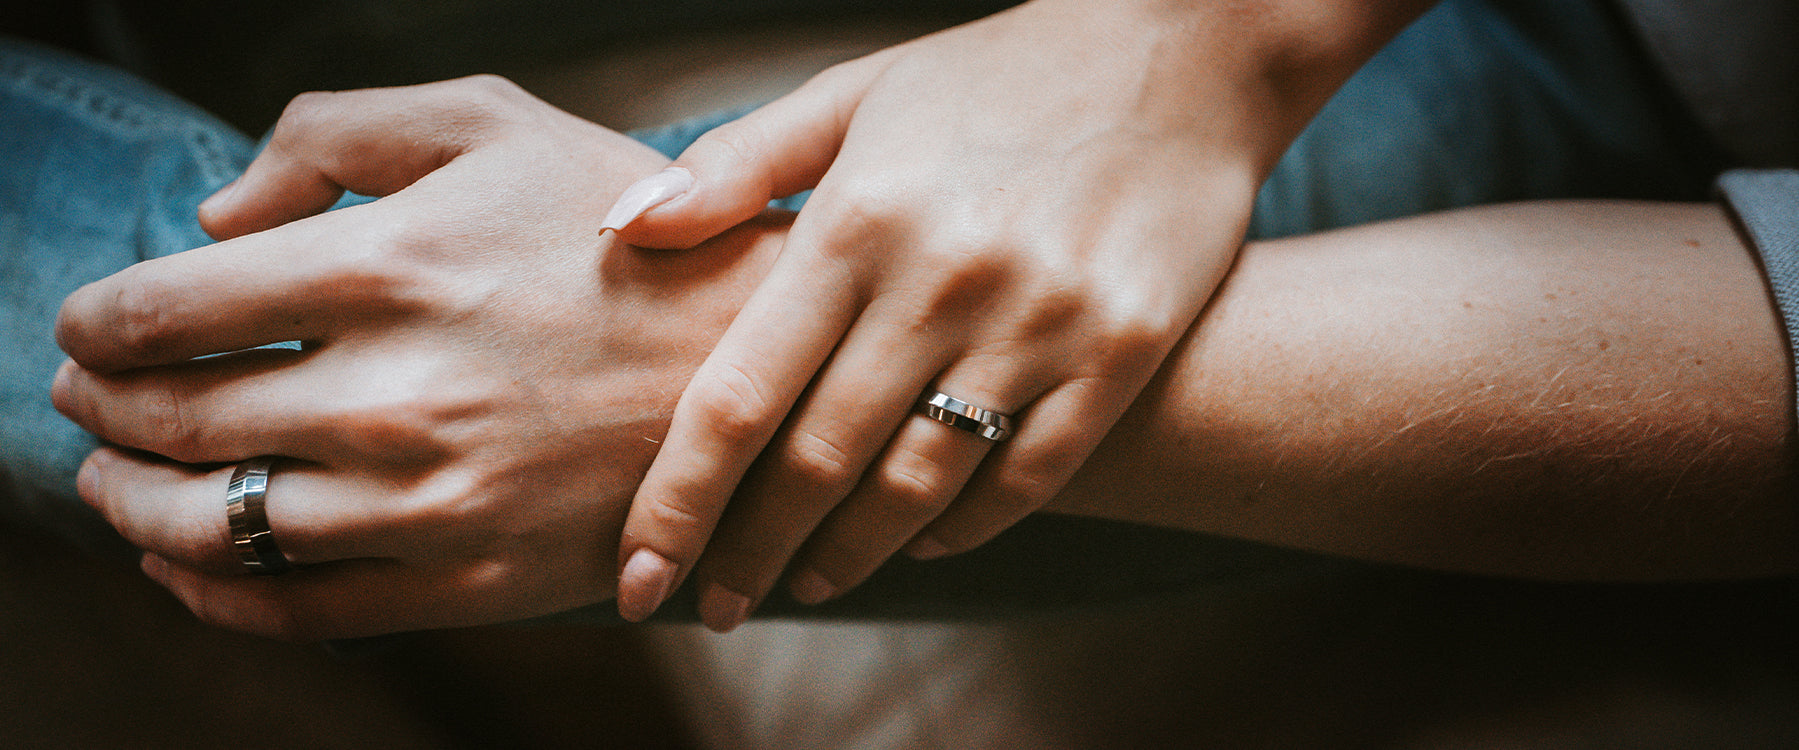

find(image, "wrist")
[1030,0,1436,171]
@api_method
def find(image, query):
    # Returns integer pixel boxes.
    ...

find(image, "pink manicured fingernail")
[902,534,951,561]
[698,581,752,633]
[618,548,679,622]
[599,167,692,233]
[788,568,838,605]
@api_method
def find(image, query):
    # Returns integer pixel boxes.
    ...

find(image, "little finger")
[778,395,1011,606]
[141,554,588,642]
[683,325,968,631]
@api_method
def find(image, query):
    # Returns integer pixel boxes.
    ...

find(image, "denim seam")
[0,50,238,187]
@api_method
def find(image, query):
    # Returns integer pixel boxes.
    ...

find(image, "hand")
[606,0,1428,630]
[52,77,778,640]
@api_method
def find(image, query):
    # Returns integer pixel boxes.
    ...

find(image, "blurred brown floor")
[0,527,694,749]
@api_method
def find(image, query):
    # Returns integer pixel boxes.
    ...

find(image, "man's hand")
[52,77,774,640]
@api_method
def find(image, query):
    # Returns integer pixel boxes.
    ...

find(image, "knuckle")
[686,363,777,446]
[693,120,765,175]
[933,237,1015,289]
[270,90,340,149]
[138,386,202,460]
[109,273,188,364]
[1089,299,1180,374]
[1014,279,1088,340]
[352,232,462,314]
[869,450,953,519]
[808,185,912,263]
[644,493,712,540]
[777,429,857,490]
[431,74,527,127]
[394,474,493,548]
[329,389,467,465]
[454,73,525,100]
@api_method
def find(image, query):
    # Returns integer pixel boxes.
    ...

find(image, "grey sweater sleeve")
[1716,169,1799,425]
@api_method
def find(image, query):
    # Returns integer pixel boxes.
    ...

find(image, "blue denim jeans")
[0,0,1719,615]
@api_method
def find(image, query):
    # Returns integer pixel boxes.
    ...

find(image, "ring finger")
[684,327,957,630]
[782,362,1036,602]
[694,358,1033,630]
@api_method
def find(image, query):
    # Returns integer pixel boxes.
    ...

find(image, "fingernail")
[788,567,838,605]
[618,548,679,622]
[698,581,752,633]
[599,167,692,234]
[199,177,241,216]
[903,534,951,561]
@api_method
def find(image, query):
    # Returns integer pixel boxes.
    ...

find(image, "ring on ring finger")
[226,457,293,575]
[920,391,1014,442]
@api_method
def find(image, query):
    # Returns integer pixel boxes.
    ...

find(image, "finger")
[683,319,965,631]
[55,205,407,373]
[615,250,862,623]
[199,75,527,240]
[141,553,599,642]
[78,447,411,574]
[602,55,887,249]
[53,349,344,464]
[772,371,1033,607]
[905,381,1123,558]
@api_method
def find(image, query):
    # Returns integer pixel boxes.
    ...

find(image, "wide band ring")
[226,457,293,576]
[921,391,1014,442]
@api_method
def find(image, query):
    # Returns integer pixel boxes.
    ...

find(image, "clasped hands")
[51,0,1395,638]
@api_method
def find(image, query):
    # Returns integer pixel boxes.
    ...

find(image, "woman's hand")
[607,0,1432,630]
[51,77,776,640]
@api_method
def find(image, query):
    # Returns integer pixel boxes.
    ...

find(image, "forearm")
[1047,200,1799,580]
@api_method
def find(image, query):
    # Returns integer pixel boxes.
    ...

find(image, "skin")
[51,79,1798,642]
[606,0,1440,631]
[1051,200,1797,580]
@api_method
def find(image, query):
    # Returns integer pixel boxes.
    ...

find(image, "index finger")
[55,206,389,372]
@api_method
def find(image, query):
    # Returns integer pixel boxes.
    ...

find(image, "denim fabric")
[0,37,253,550]
[0,0,1728,615]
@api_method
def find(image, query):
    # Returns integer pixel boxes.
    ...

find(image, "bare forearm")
[1048,201,1799,580]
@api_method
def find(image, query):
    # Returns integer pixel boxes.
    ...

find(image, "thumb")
[603,58,883,249]
[199,76,522,240]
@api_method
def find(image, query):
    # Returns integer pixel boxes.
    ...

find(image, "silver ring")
[226,457,292,575]
[921,391,1014,442]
